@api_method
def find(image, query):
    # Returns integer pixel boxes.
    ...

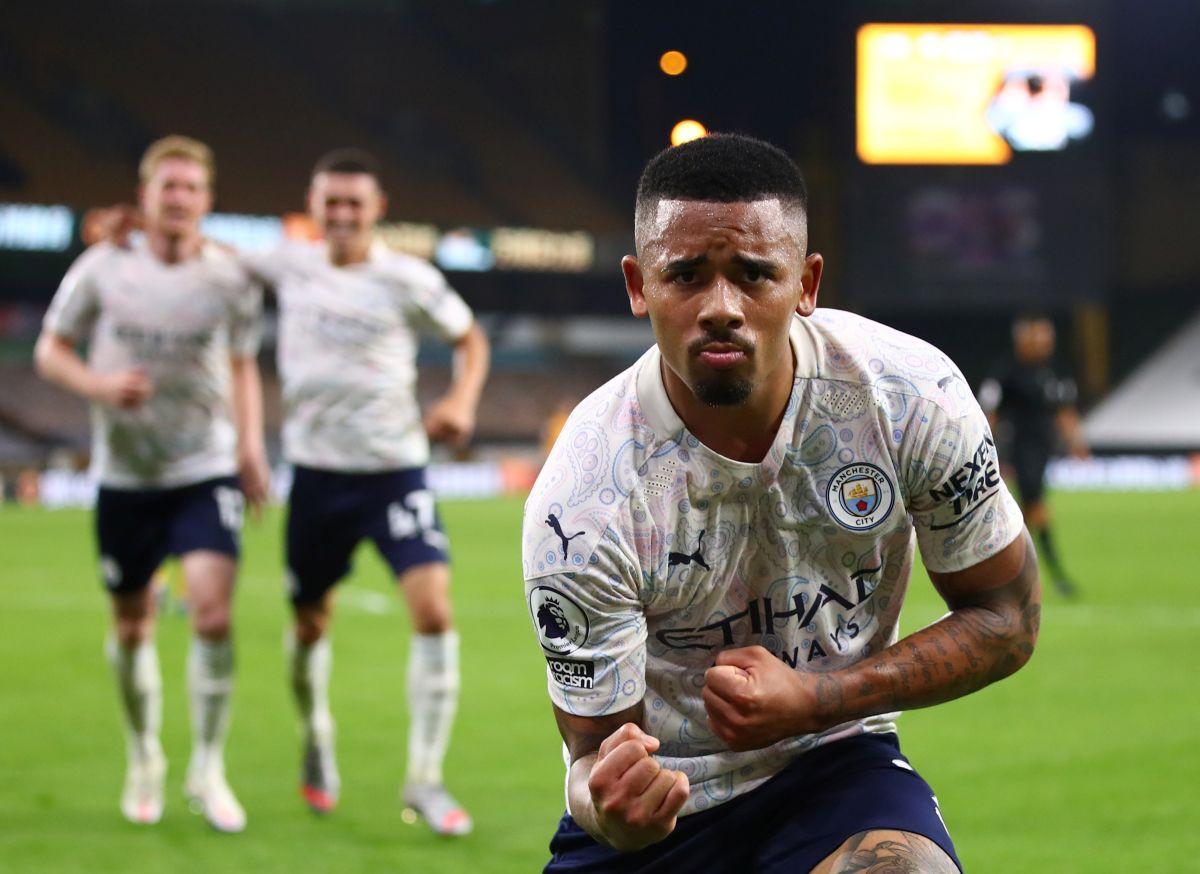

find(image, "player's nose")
[697,278,744,333]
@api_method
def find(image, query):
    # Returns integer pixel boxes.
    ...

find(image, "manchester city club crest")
[826,463,895,531]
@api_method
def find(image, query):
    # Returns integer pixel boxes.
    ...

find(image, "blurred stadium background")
[0,1,1197,872]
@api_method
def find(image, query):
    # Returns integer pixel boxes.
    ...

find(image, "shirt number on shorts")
[388,490,436,540]
[214,486,245,531]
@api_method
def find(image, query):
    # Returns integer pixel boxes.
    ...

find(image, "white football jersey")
[522,309,1023,817]
[43,240,262,488]
[247,241,474,472]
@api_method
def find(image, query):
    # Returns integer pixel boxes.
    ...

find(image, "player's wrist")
[82,370,109,402]
[237,438,266,460]
[795,669,853,735]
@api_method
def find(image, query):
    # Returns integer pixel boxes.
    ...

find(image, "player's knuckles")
[598,723,639,756]
[616,755,661,792]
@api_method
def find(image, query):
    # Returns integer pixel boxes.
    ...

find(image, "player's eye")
[741,265,775,284]
[672,270,698,285]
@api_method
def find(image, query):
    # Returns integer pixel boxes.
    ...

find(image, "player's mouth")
[696,341,749,370]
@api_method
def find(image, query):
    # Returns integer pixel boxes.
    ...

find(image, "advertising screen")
[857,23,1096,164]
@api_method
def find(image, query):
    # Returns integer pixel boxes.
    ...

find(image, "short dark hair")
[1014,311,1052,328]
[634,133,808,252]
[312,147,383,182]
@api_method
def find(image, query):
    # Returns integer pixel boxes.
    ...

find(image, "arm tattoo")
[833,832,958,873]
[834,530,1041,722]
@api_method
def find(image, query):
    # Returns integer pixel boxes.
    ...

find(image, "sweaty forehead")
[639,198,801,259]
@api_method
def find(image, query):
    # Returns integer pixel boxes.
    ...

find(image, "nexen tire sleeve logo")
[529,586,590,655]
[826,463,896,530]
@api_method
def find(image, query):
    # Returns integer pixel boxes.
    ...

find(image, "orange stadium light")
[671,119,707,146]
[659,50,688,76]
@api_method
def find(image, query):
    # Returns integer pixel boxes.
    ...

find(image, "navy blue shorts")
[95,475,243,595]
[544,733,960,874]
[285,465,449,605]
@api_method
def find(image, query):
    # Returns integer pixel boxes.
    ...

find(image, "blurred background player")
[32,136,268,832]
[980,313,1089,596]
[248,149,490,833]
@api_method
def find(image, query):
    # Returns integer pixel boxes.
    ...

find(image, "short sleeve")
[977,377,1003,413]
[1053,375,1078,407]
[228,282,264,358]
[904,395,1024,574]
[403,262,473,342]
[43,247,104,341]
[239,246,286,288]
[524,534,647,718]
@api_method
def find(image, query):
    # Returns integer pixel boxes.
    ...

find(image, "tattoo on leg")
[832,831,957,874]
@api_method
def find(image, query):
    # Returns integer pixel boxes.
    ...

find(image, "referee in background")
[980,313,1089,597]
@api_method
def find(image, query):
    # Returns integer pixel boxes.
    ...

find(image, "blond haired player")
[35,136,267,832]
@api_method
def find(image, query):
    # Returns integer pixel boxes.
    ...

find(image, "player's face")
[1015,319,1055,362]
[139,157,212,238]
[623,199,821,407]
[308,172,386,253]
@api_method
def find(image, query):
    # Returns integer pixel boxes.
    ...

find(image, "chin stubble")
[694,377,753,407]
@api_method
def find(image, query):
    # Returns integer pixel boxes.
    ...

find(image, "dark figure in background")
[979,314,1089,596]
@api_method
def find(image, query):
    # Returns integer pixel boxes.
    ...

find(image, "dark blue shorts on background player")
[95,475,244,594]
[285,465,449,605]
[544,733,960,874]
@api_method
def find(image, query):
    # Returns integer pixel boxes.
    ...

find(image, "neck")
[328,238,372,267]
[662,349,796,464]
[145,228,202,264]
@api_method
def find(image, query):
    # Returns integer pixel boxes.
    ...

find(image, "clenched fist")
[587,723,690,852]
[92,368,154,410]
[703,645,839,751]
[423,394,476,448]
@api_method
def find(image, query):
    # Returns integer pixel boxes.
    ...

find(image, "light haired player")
[35,136,267,832]
[523,134,1041,871]
[244,149,489,834]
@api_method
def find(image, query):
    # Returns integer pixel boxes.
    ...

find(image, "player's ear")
[622,255,648,318]
[796,252,823,317]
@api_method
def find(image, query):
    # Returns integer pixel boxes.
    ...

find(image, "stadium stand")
[0,3,623,231]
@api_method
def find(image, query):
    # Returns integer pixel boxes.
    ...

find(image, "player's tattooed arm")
[836,526,1041,722]
[704,529,1039,750]
[554,703,690,853]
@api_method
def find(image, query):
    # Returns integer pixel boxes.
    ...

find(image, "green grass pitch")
[1,491,1197,873]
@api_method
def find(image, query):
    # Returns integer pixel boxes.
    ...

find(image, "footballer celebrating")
[522,134,1040,871]
[35,136,267,832]
[247,150,489,834]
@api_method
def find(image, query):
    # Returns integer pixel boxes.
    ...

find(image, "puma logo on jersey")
[668,530,710,571]
[545,513,585,560]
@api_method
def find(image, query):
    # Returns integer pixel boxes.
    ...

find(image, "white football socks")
[405,631,460,787]
[187,635,234,776]
[106,636,163,762]
[288,634,333,743]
